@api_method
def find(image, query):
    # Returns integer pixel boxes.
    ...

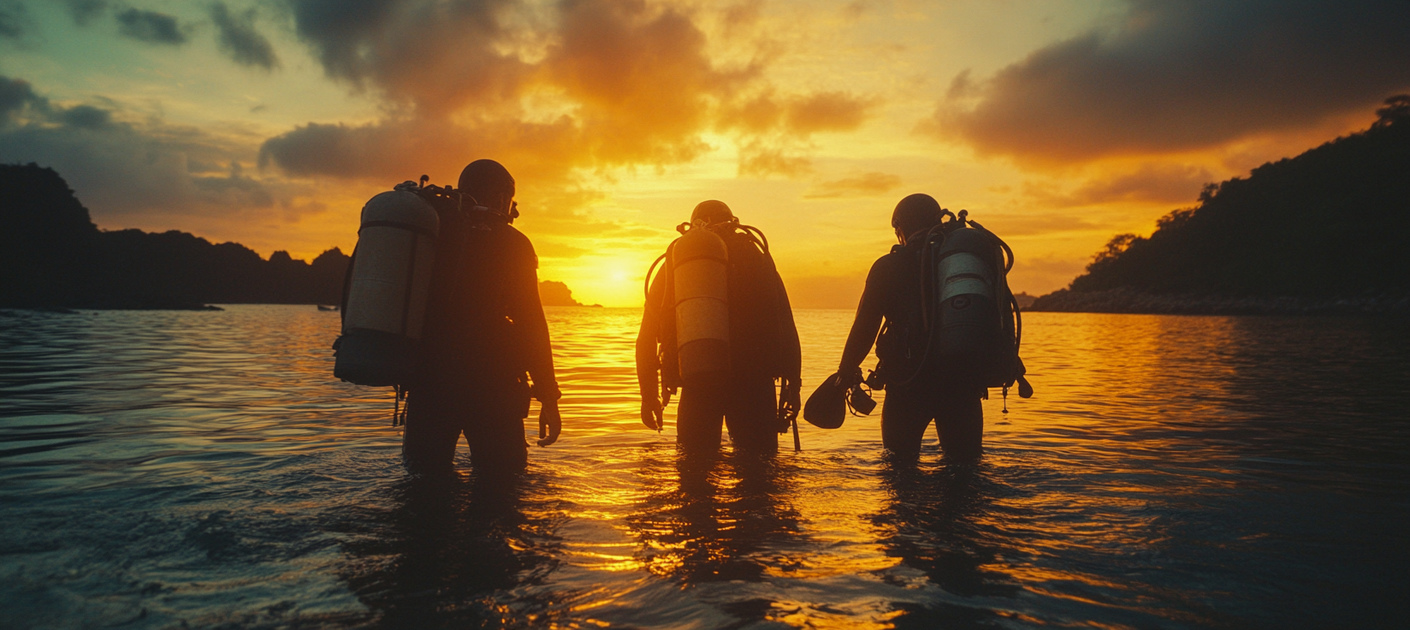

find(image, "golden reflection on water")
[3,305,1407,628]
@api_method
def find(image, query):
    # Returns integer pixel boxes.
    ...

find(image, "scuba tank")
[927,222,1011,386]
[333,180,443,387]
[670,221,731,383]
[895,210,1028,396]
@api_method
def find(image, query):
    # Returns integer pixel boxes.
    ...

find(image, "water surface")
[1,306,1407,628]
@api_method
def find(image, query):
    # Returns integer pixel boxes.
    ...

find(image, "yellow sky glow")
[0,0,1398,307]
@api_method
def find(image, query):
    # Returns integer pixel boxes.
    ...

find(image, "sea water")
[1,306,1407,628]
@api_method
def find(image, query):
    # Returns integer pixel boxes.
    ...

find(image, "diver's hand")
[777,377,801,432]
[640,396,663,431]
[782,376,802,413]
[835,365,863,388]
[536,399,561,447]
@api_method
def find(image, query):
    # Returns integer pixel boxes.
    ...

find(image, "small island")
[538,280,603,308]
[1030,96,1410,316]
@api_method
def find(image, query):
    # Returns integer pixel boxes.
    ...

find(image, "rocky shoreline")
[1028,288,1410,316]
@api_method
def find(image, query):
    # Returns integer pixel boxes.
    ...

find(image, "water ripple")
[1,306,1407,627]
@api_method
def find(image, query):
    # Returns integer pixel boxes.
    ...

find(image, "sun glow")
[546,252,661,308]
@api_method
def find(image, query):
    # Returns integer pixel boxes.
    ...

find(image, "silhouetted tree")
[1062,97,1410,300]
[0,163,351,308]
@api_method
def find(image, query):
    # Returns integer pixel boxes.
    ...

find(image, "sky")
[2,0,1407,307]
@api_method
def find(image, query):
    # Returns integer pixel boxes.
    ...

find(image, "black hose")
[739,224,770,254]
[644,250,669,301]
[968,219,1014,273]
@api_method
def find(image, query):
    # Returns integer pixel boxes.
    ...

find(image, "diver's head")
[458,159,516,217]
[690,199,735,225]
[891,193,941,244]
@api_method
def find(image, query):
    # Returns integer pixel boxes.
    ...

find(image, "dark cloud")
[192,163,275,208]
[211,2,279,70]
[0,0,29,38]
[287,0,526,113]
[1,76,282,224]
[804,172,902,199]
[0,75,40,115]
[57,104,112,129]
[116,8,186,45]
[934,0,1410,163]
[64,0,106,26]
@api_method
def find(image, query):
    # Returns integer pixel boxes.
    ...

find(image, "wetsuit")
[840,243,984,460]
[637,229,801,454]
[403,213,559,474]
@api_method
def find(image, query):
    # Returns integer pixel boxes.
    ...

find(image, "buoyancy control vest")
[892,210,1027,392]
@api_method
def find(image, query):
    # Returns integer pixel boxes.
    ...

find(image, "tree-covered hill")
[1,163,349,309]
[1033,96,1410,315]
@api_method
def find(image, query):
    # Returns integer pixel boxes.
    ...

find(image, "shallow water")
[1,305,1407,629]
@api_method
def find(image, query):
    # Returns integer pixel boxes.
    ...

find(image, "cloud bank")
[935,0,1410,163]
[261,0,877,187]
[0,74,289,228]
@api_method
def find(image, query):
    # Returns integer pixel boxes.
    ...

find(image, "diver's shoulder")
[494,223,538,260]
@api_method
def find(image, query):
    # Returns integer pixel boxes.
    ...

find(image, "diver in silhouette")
[402,159,561,474]
[837,194,989,461]
[636,201,801,455]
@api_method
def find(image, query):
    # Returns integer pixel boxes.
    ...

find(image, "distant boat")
[317,305,339,312]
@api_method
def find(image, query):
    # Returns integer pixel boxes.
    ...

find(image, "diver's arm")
[507,243,562,446]
[635,274,665,430]
[838,259,888,377]
[771,265,803,423]
[768,258,802,380]
[509,244,560,403]
[635,287,661,399]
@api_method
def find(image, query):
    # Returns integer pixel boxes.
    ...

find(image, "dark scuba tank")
[334,188,440,387]
[671,222,730,383]
[928,225,1011,386]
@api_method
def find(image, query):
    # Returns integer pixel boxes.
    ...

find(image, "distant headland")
[0,164,591,310]
[539,280,602,308]
[1030,96,1410,316]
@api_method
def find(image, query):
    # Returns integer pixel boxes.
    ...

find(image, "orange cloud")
[1024,162,1216,207]
[783,90,871,134]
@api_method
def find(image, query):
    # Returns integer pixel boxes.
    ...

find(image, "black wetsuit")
[403,214,559,474]
[840,242,984,460]
[637,229,801,454]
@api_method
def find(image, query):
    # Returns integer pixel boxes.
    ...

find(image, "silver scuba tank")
[929,226,1008,385]
[333,188,440,386]
[672,222,730,383]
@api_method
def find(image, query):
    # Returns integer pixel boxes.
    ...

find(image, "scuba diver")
[636,200,802,455]
[832,193,1029,461]
[401,159,562,475]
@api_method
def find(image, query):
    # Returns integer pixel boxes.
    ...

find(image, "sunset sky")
[2,0,1406,307]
